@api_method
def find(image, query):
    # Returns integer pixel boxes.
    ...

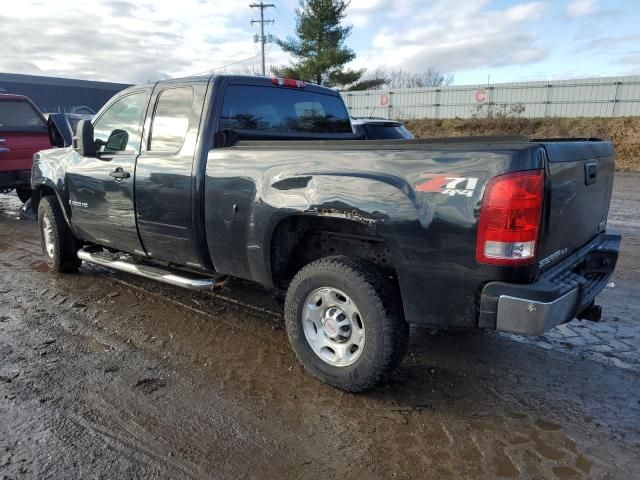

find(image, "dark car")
[351,117,414,139]
[31,75,620,392]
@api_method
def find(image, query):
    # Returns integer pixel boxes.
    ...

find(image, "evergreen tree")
[273,0,369,88]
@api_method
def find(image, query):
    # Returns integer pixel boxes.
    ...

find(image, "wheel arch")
[32,183,71,227]
[269,214,397,289]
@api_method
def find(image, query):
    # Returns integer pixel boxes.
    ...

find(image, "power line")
[188,54,262,77]
[249,2,275,76]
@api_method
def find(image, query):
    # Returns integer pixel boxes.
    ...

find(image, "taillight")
[476,170,544,265]
[271,77,306,88]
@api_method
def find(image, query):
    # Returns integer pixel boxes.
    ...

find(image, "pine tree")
[273,0,370,88]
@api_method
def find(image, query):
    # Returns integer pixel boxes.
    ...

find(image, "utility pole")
[250,2,275,76]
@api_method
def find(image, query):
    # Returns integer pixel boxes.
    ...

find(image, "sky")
[0,0,639,86]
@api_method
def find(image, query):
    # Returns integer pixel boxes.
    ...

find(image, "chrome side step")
[77,248,216,290]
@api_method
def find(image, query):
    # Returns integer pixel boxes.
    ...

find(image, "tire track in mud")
[0,259,326,480]
[64,399,215,480]
[0,241,630,479]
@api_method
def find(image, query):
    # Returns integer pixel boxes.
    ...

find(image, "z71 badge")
[416,174,479,197]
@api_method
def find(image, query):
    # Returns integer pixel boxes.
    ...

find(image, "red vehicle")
[0,94,50,202]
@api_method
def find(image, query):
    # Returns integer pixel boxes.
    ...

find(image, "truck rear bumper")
[479,230,621,335]
[0,170,31,189]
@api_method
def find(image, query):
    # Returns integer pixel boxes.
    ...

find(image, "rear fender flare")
[257,173,422,286]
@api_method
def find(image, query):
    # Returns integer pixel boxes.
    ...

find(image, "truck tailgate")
[537,140,615,270]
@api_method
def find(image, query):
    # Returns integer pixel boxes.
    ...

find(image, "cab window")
[149,87,193,153]
[220,85,352,134]
[0,100,45,131]
[93,92,147,154]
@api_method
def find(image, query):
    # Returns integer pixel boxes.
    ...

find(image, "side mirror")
[104,129,129,152]
[73,120,96,157]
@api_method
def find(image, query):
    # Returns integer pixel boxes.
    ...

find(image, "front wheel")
[284,256,408,392]
[37,196,82,273]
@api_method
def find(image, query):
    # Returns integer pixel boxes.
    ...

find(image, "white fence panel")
[340,76,640,119]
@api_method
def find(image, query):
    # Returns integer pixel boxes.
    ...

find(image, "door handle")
[0,147,10,153]
[109,167,131,181]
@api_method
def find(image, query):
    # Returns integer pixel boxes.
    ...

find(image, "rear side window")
[0,100,45,130]
[219,85,352,134]
[149,87,194,152]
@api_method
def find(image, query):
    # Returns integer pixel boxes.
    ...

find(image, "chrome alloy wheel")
[302,287,365,367]
[42,214,55,258]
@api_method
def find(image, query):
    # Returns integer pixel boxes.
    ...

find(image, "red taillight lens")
[271,77,306,88]
[476,170,544,265]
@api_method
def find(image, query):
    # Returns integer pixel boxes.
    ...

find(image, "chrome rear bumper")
[480,230,620,336]
[496,289,579,335]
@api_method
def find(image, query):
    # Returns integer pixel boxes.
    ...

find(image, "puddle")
[492,442,520,477]
[575,454,593,474]
[133,377,166,394]
[534,437,566,460]
[506,411,527,420]
[0,193,24,217]
[73,335,113,353]
[508,434,531,445]
[535,419,562,431]
[552,465,581,478]
[29,260,50,273]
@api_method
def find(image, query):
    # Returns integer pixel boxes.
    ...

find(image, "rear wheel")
[285,256,408,392]
[16,187,32,203]
[37,196,82,273]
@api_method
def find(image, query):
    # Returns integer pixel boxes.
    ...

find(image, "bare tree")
[215,57,263,76]
[348,67,454,91]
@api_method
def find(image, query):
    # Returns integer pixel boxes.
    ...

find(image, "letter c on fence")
[474,89,487,104]
[379,94,390,106]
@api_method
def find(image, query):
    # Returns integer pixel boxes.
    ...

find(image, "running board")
[77,248,217,290]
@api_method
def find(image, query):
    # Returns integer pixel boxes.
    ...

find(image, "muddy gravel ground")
[1,175,639,479]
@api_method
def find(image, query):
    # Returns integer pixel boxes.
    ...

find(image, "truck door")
[0,97,50,190]
[66,89,150,254]
[134,82,208,269]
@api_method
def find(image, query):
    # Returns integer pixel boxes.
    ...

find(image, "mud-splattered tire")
[285,256,408,392]
[37,196,82,273]
[16,187,32,203]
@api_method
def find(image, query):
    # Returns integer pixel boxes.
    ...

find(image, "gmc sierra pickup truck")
[31,75,620,392]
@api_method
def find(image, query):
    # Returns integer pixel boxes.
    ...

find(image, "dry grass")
[404,117,640,171]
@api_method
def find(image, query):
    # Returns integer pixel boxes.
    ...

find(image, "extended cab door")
[66,88,150,254]
[134,81,209,268]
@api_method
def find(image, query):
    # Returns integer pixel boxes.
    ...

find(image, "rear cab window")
[0,100,45,131]
[219,85,352,134]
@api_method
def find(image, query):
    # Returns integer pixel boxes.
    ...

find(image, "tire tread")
[285,255,408,392]
[38,196,82,273]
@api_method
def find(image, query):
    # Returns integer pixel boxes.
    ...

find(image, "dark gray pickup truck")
[31,75,620,391]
